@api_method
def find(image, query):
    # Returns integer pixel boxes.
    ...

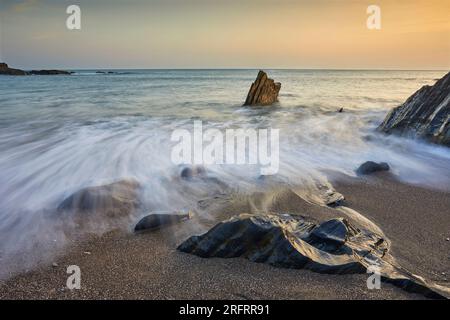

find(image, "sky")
[0,0,449,69]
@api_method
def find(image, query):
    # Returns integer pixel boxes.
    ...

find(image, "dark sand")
[1,173,448,300]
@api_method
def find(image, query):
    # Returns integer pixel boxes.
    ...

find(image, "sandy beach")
[1,172,448,300]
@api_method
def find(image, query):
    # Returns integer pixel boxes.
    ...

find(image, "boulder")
[0,63,27,76]
[134,211,192,232]
[243,70,281,106]
[57,179,141,219]
[378,71,450,146]
[356,161,390,175]
[178,213,448,298]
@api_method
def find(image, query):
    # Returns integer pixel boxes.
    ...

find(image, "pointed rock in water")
[243,70,281,106]
[356,161,390,176]
[134,212,192,232]
[378,71,450,146]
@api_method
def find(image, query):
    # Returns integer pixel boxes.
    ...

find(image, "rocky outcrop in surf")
[0,62,72,76]
[244,70,281,106]
[356,161,390,176]
[57,179,141,220]
[178,213,449,299]
[378,71,450,146]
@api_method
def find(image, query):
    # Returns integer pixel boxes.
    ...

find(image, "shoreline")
[1,173,448,300]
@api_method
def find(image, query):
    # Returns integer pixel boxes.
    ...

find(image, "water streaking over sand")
[0,70,449,278]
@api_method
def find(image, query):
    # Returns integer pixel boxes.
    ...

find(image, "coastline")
[1,173,448,300]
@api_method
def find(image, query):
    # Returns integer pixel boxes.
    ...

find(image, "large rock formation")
[244,70,281,106]
[378,71,450,146]
[178,213,449,298]
[0,62,72,76]
[0,63,27,76]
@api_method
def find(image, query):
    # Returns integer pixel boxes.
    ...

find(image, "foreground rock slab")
[378,71,450,146]
[178,213,449,299]
[244,70,281,106]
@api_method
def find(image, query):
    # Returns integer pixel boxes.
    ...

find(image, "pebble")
[84,251,91,255]
[446,238,449,241]
[52,262,58,268]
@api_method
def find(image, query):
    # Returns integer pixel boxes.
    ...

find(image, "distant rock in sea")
[243,70,281,106]
[29,69,72,75]
[0,62,72,76]
[0,63,27,76]
[378,71,450,146]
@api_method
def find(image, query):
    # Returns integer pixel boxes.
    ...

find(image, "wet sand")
[1,173,448,300]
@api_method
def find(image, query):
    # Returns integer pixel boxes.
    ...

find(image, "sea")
[0,69,449,277]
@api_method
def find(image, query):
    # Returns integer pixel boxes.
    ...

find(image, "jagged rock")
[134,212,192,232]
[178,213,448,299]
[57,179,141,219]
[244,70,281,106]
[356,161,390,175]
[0,63,27,76]
[378,71,450,146]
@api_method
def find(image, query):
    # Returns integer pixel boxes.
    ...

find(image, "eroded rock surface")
[244,70,281,106]
[378,71,450,146]
[178,213,449,299]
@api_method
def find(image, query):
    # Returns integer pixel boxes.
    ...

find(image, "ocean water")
[0,69,449,276]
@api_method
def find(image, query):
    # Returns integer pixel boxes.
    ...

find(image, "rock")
[134,211,192,232]
[29,70,72,75]
[178,213,448,299]
[356,161,390,175]
[324,190,345,207]
[338,107,344,113]
[0,63,27,76]
[0,62,72,76]
[378,71,450,146]
[180,165,206,180]
[57,179,141,219]
[243,70,281,106]
[52,262,58,268]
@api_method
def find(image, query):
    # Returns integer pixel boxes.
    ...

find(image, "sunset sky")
[0,0,449,69]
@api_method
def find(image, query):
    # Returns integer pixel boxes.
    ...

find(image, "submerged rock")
[178,213,448,299]
[243,70,281,106]
[356,161,390,175]
[378,71,450,146]
[57,179,141,219]
[134,211,192,232]
[0,63,27,76]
